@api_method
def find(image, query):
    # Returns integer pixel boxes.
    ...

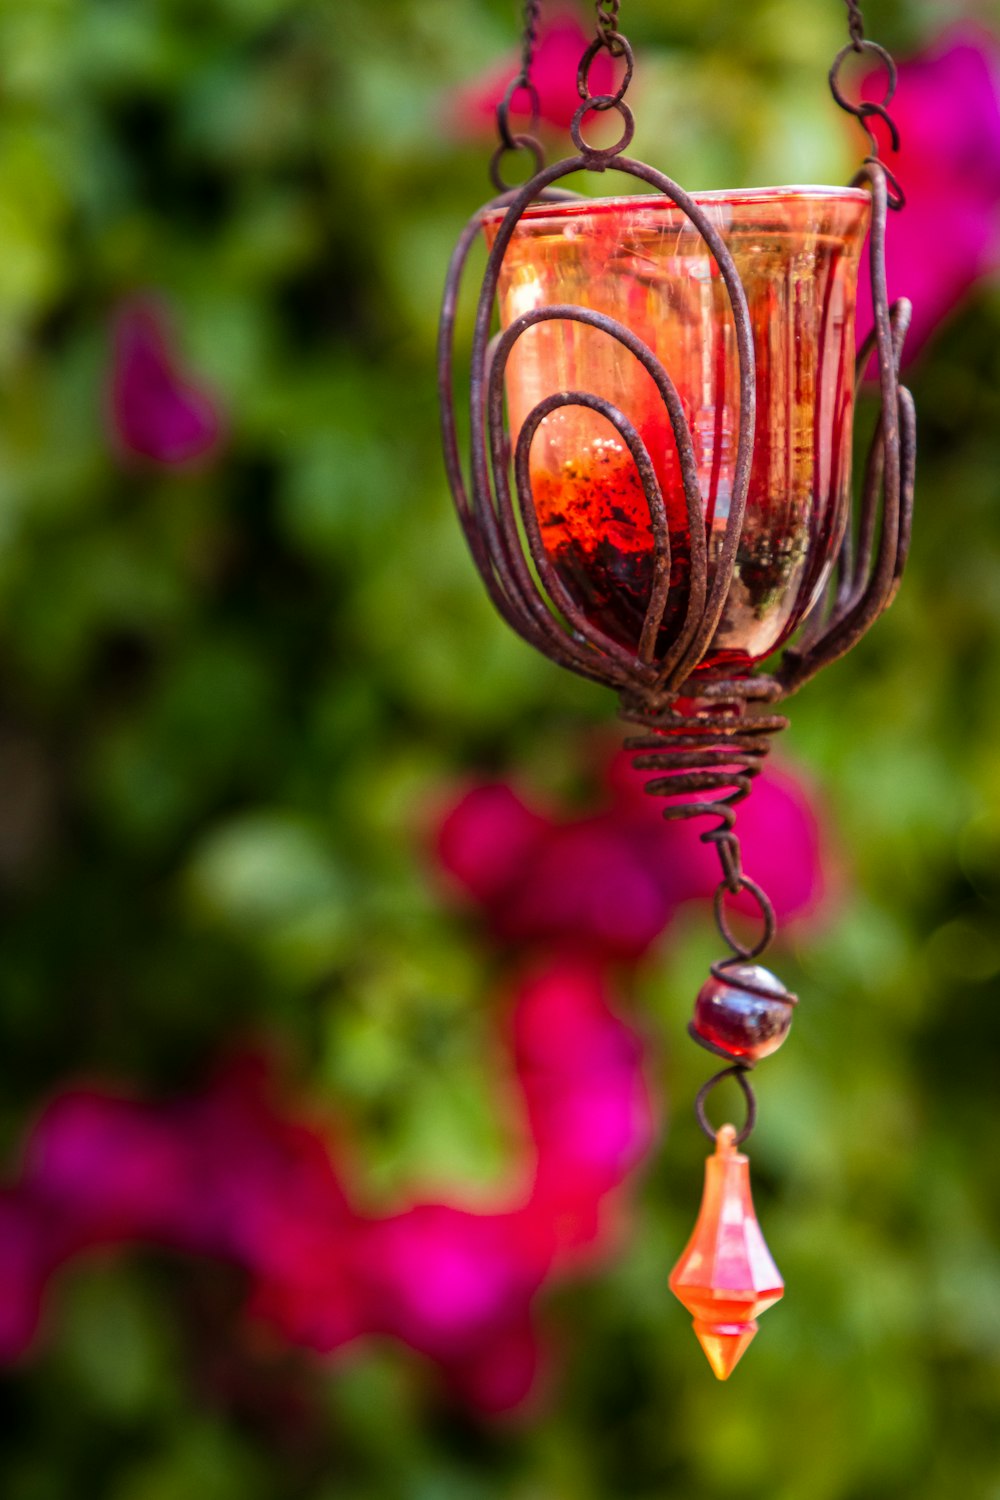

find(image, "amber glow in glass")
[669,1125,784,1379]
[484,187,870,672]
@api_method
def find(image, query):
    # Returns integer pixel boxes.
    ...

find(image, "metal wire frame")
[437,4,915,1141]
[437,153,914,763]
[438,153,757,706]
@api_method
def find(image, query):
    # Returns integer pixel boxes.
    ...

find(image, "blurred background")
[1,1,999,1496]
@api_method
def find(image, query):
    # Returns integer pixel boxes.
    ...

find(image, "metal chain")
[595,0,624,55]
[517,0,543,89]
[570,0,634,159]
[495,0,543,150]
[843,0,866,48]
[491,0,545,190]
[829,0,905,207]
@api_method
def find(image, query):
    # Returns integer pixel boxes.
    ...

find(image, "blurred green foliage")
[1,1,999,1497]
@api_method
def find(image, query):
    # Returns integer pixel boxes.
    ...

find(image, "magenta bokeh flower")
[437,752,830,960]
[0,1195,66,1360]
[856,26,1000,359]
[448,10,613,138]
[0,960,652,1411]
[358,1206,547,1411]
[109,297,223,466]
[514,958,655,1253]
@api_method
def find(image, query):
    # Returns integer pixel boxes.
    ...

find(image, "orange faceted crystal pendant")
[669,1125,783,1379]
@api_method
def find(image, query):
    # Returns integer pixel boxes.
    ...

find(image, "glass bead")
[690,962,794,1063]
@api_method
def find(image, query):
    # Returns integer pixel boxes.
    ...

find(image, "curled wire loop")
[713,874,776,960]
[577,32,634,105]
[779,162,915,697]
[595,0,624,52]
[571,97,635,161]
[489,134,545,194]
[829,40,897,124]
[438,152,757,699]
[496,77,542,150]
[696,1065,757,1145]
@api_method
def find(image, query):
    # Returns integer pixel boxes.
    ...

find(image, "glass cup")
[483,186,871,674]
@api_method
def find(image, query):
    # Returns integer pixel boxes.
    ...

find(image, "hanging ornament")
[669,1125,783,1380]
[438,0,914,1376]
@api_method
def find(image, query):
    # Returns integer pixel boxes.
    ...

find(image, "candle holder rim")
[480,182,872,227]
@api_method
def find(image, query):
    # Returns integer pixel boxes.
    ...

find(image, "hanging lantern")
[439,0,915,1378]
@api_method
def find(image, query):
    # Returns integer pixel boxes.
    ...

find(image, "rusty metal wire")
[778,166,915,695]
[440,159,755,687]
[696,1065,757,1145]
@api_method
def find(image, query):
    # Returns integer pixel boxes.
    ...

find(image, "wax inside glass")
[483,187,871,672]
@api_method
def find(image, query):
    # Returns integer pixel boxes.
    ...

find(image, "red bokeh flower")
[0,961,652,1412]
[437,752,830,961]
[515,958,655,1253]
[109,296,224,467]
[448,10,613,138]
[856,26,1000,360]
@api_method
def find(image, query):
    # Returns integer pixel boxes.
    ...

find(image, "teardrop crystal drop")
[669,1124,783,1379]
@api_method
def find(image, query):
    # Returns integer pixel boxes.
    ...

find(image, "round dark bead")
[690,963,795,1064]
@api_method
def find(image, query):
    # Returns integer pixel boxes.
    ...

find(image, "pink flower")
[17,1059,368,1355]
[856,27,1000,359]
[448,10,613,137]
[0,1195,64,1360]
[359,1205,547,1410]
[109,297,223,466]
[23,1090,191,1244]
[0,965,652,1412]
[437,782,548,906]
[437,752,830,959]
[606,751,832,927]
[514,959,655,1252]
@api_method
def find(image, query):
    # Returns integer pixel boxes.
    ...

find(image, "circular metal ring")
[695,1065,757,1144]
[576,34,634,107]
[489,134,545,194]
[829,39,897,115]
[713,874,775,960]
[570,98,634,161]
[856,98,901,154]
[497,76,541,150]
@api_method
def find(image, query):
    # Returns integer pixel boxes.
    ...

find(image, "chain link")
[492,0,545,189]
[830,0,905,207]
[518,0,543,84]
[843,0,866,48]
[569,0,634,159]
[595,0,624,56]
